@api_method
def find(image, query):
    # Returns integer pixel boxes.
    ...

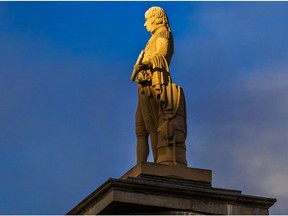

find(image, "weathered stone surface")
[67,165,276,215]
[121,162,212,184]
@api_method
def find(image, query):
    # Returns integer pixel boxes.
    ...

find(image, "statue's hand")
[135,70,146,83]
[134,64,142,72]
[136,70,152,84]
[141,61,152,70]
[134,62,152,72]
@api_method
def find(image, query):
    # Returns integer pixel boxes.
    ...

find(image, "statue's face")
[144,16,155,33]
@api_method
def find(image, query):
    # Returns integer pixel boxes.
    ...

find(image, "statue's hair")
[145,6,171,32]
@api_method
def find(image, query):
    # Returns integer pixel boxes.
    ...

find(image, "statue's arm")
[137,34,171,87]
[155,37,169,57]
[149,37,170,72]
[149,37,171,92]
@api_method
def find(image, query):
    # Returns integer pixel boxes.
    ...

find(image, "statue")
[131,6,187,166]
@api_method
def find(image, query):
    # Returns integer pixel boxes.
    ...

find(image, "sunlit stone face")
[144,16,155,33]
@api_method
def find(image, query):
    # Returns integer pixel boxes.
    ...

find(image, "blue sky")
[1,2,288,214]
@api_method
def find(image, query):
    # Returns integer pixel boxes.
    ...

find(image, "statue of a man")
[131,6,187,166]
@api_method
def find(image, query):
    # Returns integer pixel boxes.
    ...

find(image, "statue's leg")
[142,112,158,162]
[136,103,149,164]
[144,88,158,163]
[149,130,158,162]
[137,86,159,163]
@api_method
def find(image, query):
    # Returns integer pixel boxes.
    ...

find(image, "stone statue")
[131,6,187,166]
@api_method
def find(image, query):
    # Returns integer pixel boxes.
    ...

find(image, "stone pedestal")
[67,162,276,215]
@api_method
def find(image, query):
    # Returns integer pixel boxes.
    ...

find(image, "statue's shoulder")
[156,30,172,39]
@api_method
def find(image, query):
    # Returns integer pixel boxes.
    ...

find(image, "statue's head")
[144,6,171,33]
